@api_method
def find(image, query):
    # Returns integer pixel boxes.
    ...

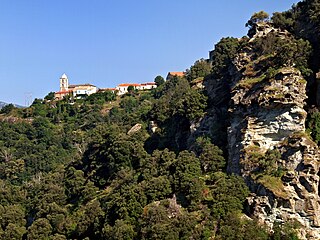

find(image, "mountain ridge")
[0,101,25,109]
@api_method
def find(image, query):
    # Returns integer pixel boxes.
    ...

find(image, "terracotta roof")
[55,90,72,94]
[69,84,96,88]
[168,72,185,77]
[118,83,141,87]
[100,88,117,91]
[141,82,156,85]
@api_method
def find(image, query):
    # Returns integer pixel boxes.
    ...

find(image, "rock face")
[127,123,142,135]
[223,25,320,239]
[245,135,320,239]
[196,22,320,239]
[228,67,307,174]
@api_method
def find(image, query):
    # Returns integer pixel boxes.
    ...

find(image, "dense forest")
[2,0,320,239]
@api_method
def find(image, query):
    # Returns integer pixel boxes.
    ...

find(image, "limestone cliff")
[199,23,320,239]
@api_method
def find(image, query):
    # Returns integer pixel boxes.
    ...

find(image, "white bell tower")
[60,73,69,91]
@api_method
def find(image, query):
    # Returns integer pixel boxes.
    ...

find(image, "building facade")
[54,73,158,100]
[115,82,157,95]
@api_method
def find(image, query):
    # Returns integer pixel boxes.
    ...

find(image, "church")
[54,74,98,100]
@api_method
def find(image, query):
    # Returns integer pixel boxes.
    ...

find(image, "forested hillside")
[2,0,320,239]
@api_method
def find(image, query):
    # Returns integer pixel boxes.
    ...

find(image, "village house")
[98,88,117,94]
[166,71,185,80]
[54,73,158,100]
[115,82,157,95]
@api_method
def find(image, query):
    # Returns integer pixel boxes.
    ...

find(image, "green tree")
[27,218,53,240]
[210,37,240,78]
[195,137,226,173]
[44,92,55,101]
[246,11,270,28]
[127,85,135,93]
[0,104,15,114]
[2,223,27,240]
[154,75,165,86]
[187,59,212,81]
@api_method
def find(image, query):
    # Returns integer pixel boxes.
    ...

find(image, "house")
[166,72,185,80]
[116,83,141,95]
[116,82,157,95]
[54,74,98,100]
[54,73,158,100]
[138,82,157,90]
[69,84,97,98]
[98,88,117,94]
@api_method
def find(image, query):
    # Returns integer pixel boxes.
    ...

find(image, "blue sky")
[0,0,299,105]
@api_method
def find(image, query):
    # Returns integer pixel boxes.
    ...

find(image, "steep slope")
[220,23,320,239]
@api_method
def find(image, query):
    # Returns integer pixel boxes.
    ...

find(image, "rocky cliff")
[200,23,320,239]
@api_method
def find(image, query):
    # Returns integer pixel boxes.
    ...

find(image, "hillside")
[1,1,320,239]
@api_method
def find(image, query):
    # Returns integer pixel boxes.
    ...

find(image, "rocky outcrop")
[190,21,320,238]
[224,25,320,239]
[245,135,320,239]
[228,67,307,174]
[127,123,142,135]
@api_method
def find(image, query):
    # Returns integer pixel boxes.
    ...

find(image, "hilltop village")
[54,72,185,100]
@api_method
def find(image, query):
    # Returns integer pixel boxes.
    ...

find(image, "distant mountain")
[0,101,7,109]
[0,101,25,109]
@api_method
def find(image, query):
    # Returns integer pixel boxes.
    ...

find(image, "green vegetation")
[0,71,300,239]
[1,2,316,238]
[237,75,266,89]
[154,75,165,86]
[246,10,270,28]
[186,58,212,82]
[0,75,251,239]
[210,37,240,79]
[307,109,320,145]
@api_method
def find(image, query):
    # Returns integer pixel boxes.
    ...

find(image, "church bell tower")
[60,73,69,92]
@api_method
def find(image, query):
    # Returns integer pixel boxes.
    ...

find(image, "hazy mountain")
[0,101,8,109]
[0,101,24,109]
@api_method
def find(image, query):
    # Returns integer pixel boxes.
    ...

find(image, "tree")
[195,137,226,173]
[0,104,15,114]
[27,218,53,240]
[154,75,165,86]
[44,92,55,101]
[127,85,135,93]
[246,11,270,28]
[187,59,212,81]
[210,37,240,78]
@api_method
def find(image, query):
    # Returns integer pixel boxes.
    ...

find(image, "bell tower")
[60,73,69,91]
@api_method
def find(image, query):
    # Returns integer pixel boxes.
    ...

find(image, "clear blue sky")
[0,0,299,105]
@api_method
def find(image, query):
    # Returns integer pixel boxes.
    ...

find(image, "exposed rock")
[248,22,289,41]
[127,123,142,135]
[0,116,33,124]
[190,20,320,239]
[149,121,158,133]
[244,135,320,239]
[225,27,320,238]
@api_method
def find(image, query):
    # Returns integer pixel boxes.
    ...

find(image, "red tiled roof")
[100,88,117,91]
[55,90,73,94]
[69,83,96,88]
[118,83,141,87]
[168,72,185,77]
[141,82,156,85]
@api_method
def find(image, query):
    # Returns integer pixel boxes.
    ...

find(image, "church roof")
[69,83,96,88]
[61,73,68,79]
